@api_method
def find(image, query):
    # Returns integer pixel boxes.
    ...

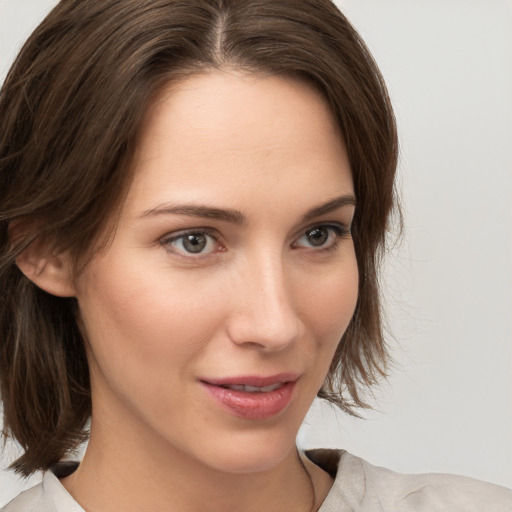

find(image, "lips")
[201,373,298,420]
[219,382,283,393]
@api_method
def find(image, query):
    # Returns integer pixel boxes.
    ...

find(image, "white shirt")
[2,450,512,511]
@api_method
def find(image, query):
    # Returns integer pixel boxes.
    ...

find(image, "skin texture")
[41,71,359,511]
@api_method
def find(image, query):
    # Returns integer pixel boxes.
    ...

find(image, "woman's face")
[74,71,358,474]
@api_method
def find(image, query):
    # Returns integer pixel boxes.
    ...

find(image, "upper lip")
[201,373,300,387]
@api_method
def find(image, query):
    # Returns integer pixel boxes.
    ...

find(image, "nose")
[226,253,303,352]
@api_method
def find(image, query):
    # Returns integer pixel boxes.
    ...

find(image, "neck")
[62,417,319,512]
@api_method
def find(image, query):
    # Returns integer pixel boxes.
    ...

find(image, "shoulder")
[1,482,47,512]
[1,463,83,512]
[306,449,512,512]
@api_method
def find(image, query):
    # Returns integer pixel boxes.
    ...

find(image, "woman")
[0,1,510,511]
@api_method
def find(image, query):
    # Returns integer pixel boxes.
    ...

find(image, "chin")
[211,447,294,475]
[190,427,299,475]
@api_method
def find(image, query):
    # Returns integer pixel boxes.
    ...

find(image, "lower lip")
[201,381,296,420]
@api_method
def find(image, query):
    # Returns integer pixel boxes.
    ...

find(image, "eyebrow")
[139,194,356,225]
[140,204,245,224]
[301,195,356,222]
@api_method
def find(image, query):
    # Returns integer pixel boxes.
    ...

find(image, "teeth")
[223,383,283,393]
[260,383,282,392]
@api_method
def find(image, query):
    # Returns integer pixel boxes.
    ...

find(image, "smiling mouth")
[218,383,283,393]
[201,372,299,390]
[200,374,299,420]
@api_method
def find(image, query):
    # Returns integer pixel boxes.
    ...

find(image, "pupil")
[183,234,207,253]
[307,227,328,246]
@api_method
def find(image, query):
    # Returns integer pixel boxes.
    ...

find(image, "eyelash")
[292,223,351,252]
[160,223,351,260]
[160,227,221,260]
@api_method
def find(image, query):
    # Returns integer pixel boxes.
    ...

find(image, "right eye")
[161,230,219,257]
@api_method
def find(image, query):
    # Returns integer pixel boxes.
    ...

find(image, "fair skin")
[21,71,358,511]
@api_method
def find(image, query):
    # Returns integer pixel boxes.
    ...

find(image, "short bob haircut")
[0,0,398,476]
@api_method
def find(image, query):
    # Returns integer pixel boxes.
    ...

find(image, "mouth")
[200,373,299,420]
[217,382,284,393]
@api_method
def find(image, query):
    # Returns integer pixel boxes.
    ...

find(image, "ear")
[13,228,76,298]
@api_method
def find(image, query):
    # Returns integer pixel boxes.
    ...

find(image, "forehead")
[125,71,352,217]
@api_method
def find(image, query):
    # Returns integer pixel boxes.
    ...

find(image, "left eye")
[293,225,348,250]
[163,231,218,256]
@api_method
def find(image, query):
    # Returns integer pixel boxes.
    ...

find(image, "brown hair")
[0,0,398,476]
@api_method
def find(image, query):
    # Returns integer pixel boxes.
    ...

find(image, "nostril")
[226,263,302,349]
[226,309,302,351]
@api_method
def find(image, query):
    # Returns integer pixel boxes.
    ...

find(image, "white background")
[1,0,511,506]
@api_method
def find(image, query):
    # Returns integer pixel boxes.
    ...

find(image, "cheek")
[75,257,232,435]
[75,255,228,376]
[302,254,359,346]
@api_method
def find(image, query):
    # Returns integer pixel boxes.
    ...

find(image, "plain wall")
[1,0,511,506]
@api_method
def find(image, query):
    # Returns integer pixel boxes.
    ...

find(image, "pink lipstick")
[201,373,298,420]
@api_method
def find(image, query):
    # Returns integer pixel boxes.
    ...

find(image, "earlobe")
[15,238,77,298]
